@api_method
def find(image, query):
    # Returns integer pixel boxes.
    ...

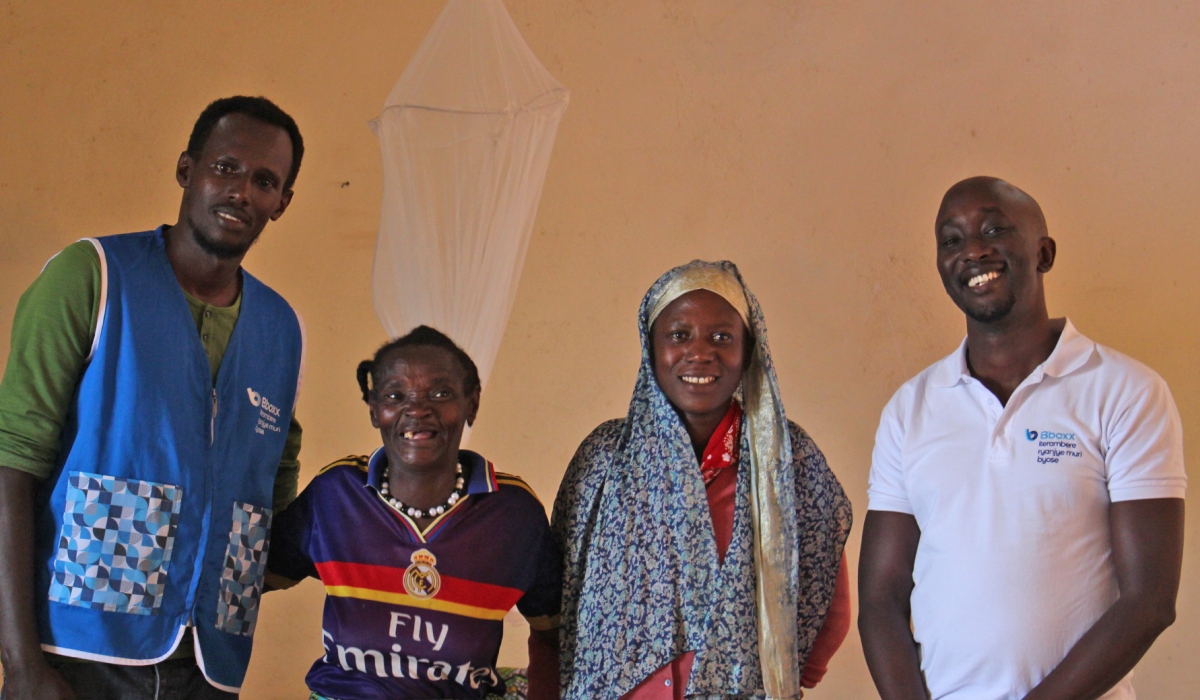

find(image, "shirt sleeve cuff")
[866,495,914,515]
[0,451,54,479]
[524,613,562,631]
[1109,483,1187,502]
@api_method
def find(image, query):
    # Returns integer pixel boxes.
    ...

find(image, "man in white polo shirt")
[858,176,1186,700]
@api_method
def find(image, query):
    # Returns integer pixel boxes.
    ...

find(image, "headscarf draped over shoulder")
[648,261,797,696]
[553,260,851,700]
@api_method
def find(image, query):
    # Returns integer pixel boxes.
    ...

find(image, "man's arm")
[0,242,101,699]
[0,467,75,699]
[858,510,927,700]
[1022,498,1184,700]
[272,416,302,511]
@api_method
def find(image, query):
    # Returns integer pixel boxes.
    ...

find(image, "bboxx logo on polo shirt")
[247,387,283,436]
[1027,428,1083,464]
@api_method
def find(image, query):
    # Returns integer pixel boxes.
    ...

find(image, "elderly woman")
[549,261,851,700]
[269,326,561,700]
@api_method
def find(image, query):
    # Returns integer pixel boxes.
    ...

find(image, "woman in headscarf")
[549,260,851,700]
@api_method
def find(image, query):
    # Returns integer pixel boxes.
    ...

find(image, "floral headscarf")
[553,260,851,700]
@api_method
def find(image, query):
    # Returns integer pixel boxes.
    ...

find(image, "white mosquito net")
[371,0,570,411]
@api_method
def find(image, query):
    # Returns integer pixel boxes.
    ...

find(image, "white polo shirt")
[868,319,1186,700]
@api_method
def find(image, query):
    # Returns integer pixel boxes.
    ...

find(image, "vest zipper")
[210,388,218,446]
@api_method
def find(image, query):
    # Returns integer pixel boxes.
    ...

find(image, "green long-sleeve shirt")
[0,239,302,507]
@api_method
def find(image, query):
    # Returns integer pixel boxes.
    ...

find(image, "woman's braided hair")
[356,326,481,403]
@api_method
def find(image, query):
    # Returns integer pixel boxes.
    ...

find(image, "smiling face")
[651,289,749,434]
[369,345,480,475]
[935,177,1056,325]
[175,113,294,260]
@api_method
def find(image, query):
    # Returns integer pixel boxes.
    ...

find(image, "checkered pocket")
[49,472,183,615]
[215,501,272,636]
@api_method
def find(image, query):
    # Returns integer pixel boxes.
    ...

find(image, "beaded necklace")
[379,461,466,519]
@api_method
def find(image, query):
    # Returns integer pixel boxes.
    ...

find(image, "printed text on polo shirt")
[1025,429,1082,464]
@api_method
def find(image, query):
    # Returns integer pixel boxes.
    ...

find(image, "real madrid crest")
[403,548,441,599]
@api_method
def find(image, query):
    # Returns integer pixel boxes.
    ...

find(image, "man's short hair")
[187,96,305,190]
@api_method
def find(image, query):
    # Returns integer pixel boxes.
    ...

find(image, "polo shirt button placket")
[995,431,1012,459]
[976,384,1004,463]
[994,411,1012,447]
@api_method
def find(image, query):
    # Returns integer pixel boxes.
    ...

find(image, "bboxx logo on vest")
[247,387,283,417]
[248,387,284,436]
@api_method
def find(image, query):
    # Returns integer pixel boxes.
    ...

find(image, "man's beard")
[188,215,260,260]
[960,289,1017,323]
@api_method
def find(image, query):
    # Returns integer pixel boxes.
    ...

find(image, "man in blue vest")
[0,96,307,699]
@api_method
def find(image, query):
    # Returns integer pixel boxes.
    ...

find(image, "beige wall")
[2,1,1197,697]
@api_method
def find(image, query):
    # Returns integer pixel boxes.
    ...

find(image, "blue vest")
[33,228,303,692]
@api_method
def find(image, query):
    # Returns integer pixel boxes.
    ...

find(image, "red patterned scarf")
[700,401,742,485]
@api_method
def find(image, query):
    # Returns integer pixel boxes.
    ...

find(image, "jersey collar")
[365,447,499,495]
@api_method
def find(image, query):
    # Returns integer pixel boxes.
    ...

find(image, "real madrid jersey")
[270,449,562,700]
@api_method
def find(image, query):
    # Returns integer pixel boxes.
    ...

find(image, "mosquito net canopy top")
[372,0,570,404]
